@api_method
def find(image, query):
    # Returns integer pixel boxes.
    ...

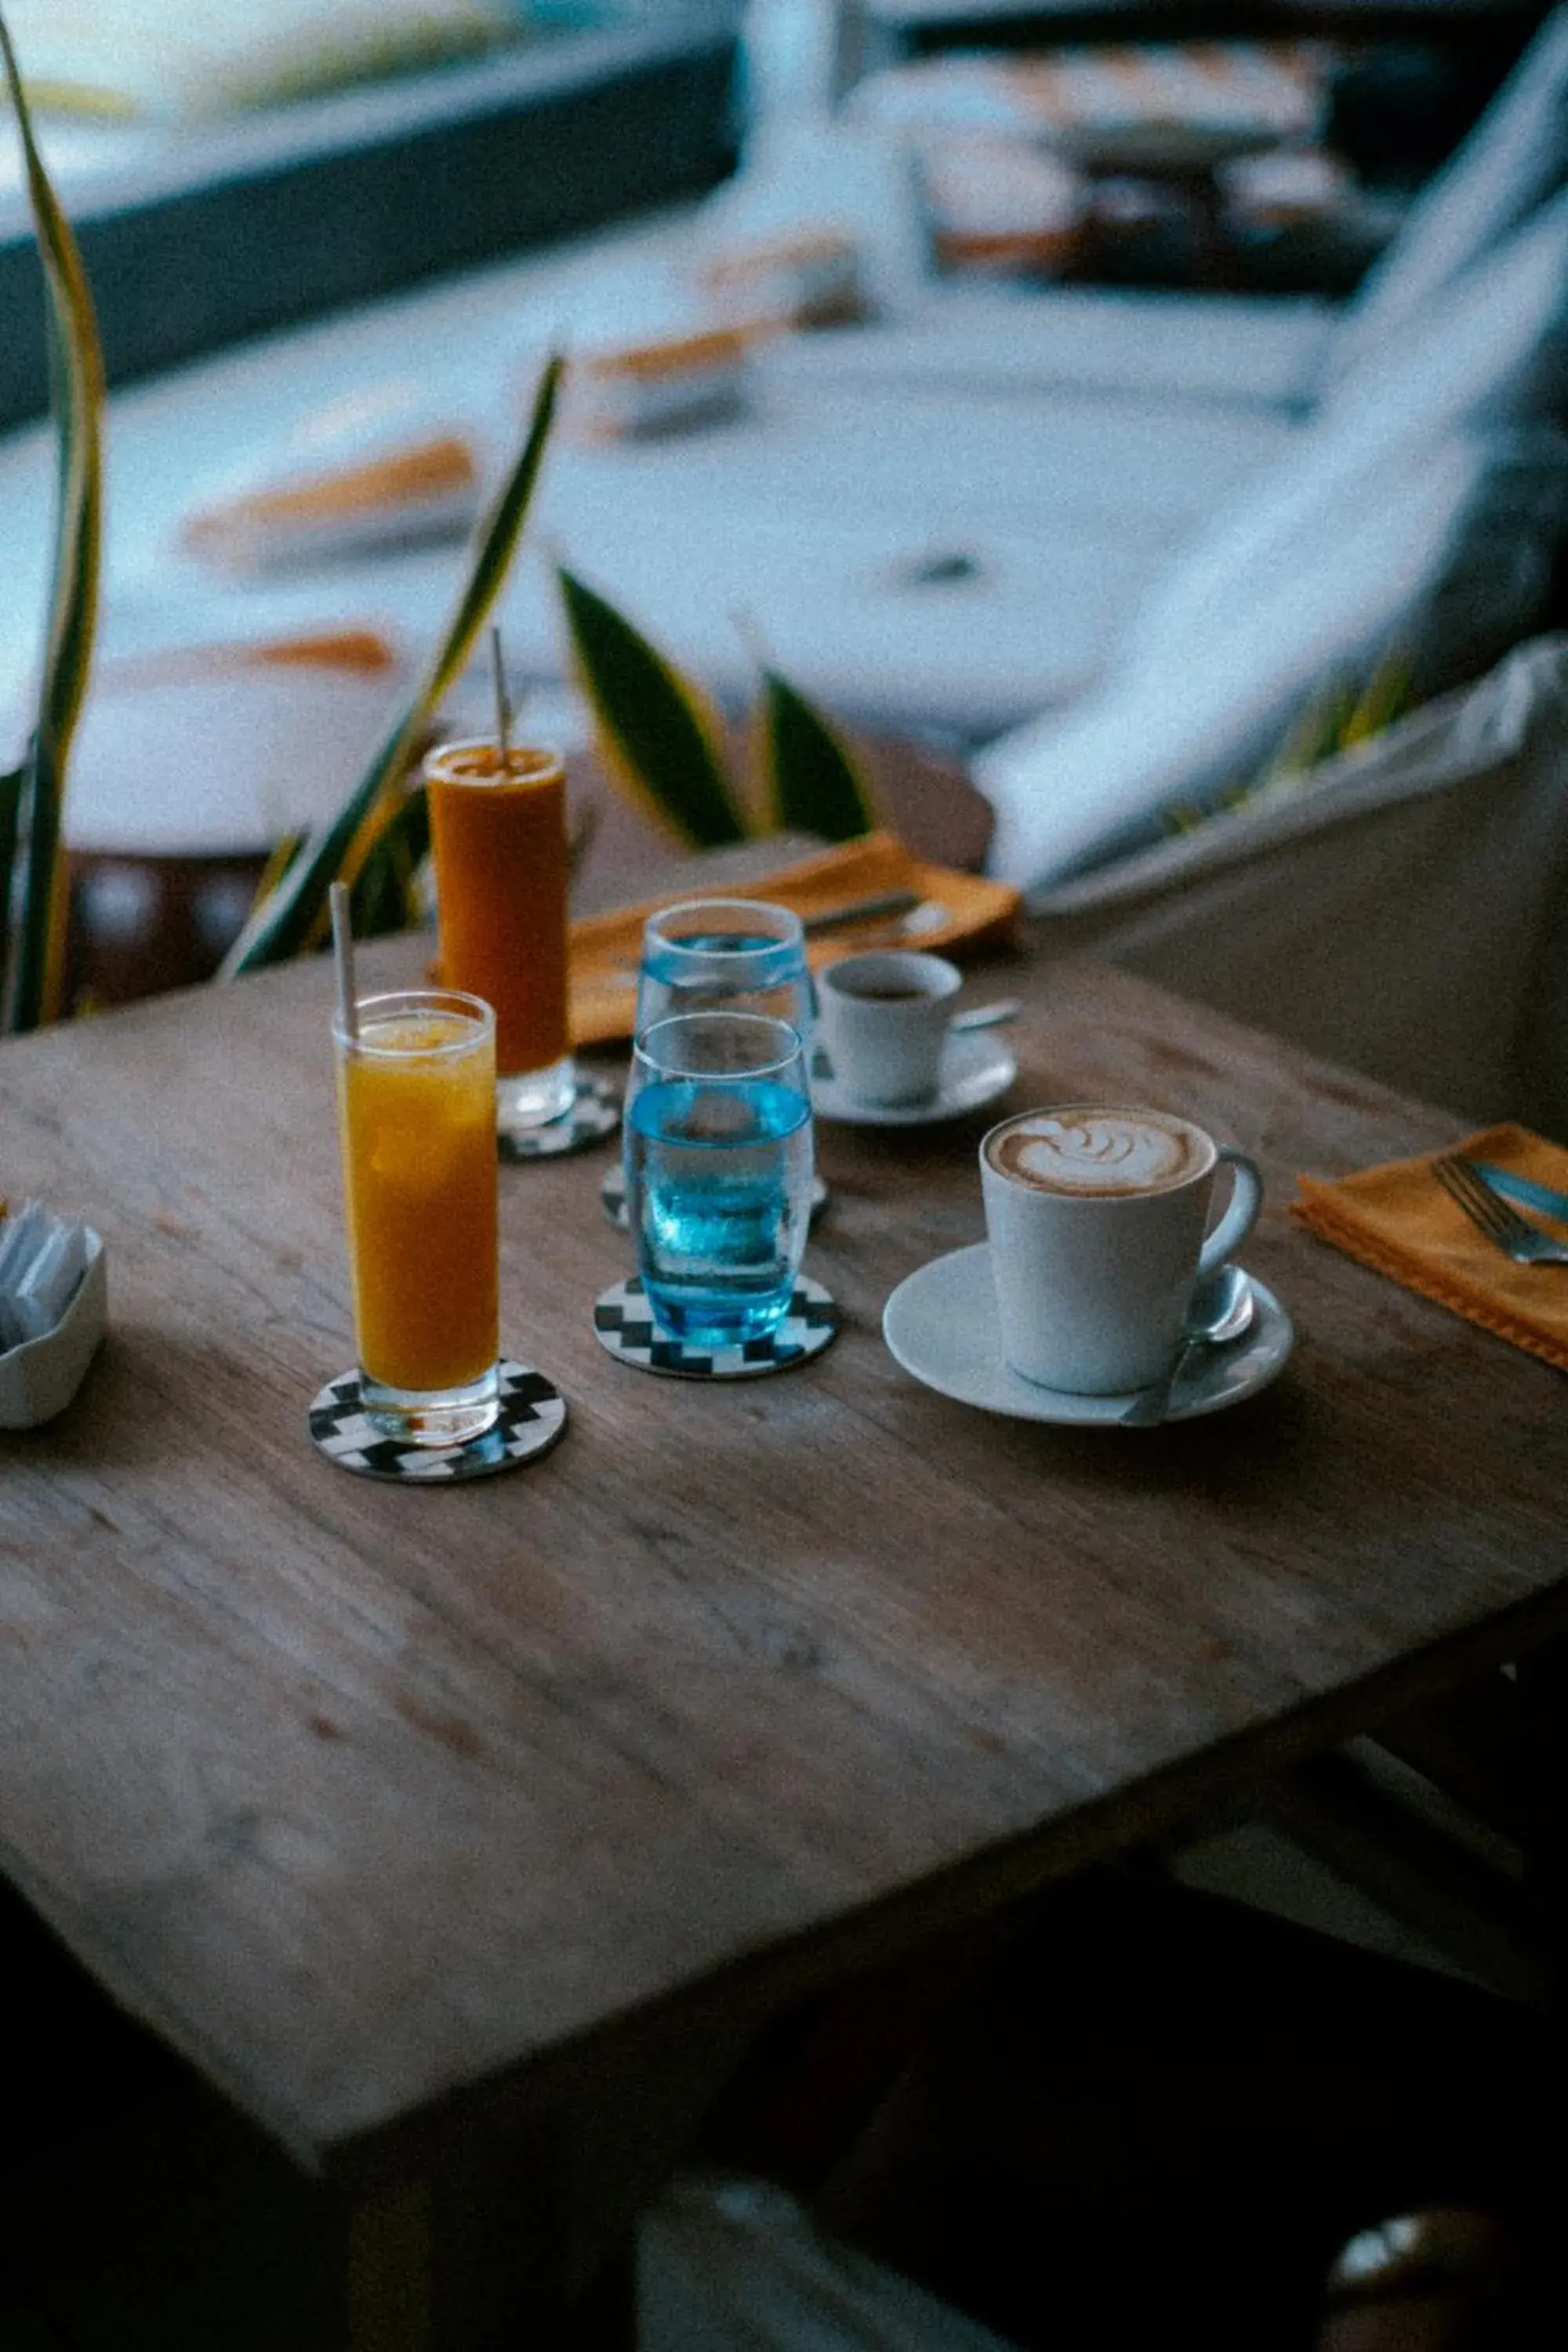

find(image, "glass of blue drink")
[625,1011,814,1348]
[637,898,813,1044]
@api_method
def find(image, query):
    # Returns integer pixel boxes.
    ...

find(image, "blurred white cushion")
[1323,7,1568,393]
[1025,634,1568,1137]
[1127,414,1568,677]
[506,502,1141,741]
[539,372,1294,550]
[4,0,510,119]
[760,284,1337,410]
[62,633,404,856]
[1107,189,1568,688]
[1316,177,1568,437]
[511,376,1295,735]
[974,430,1568,893]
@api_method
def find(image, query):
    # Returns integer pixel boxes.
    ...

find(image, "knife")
[801,889,922,936]
[1469,1160,1568,1226]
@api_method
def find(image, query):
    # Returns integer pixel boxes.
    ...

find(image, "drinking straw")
[489,624,512,768]
[329,880,358,1044]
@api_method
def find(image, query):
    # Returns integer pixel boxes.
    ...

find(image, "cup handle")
[1197,1147,1262,1279]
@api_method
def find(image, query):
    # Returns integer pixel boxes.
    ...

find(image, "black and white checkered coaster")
[498,1076,619,1162]
[593,1272,839,1379]
[600,1164,829,1231]
[308,1359,568,1481]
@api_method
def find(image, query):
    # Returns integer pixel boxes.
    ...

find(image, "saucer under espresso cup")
[980,1105,1263,1395]
[882,1245,1292,1425]
[812,1027,1017,1128]
[816,950,960,1109]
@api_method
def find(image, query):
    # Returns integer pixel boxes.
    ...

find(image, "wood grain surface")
[3,931,1567,2189]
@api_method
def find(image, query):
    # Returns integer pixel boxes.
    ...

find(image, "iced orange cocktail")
[426,739,574,1132]
[334,989,499,1445]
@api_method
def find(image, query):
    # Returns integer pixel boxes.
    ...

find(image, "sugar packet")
[0,1201,91,1352]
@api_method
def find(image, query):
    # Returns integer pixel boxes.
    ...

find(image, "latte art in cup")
[985,1108,1214,1197]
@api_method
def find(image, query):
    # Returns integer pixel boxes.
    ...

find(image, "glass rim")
[642,896,805,959]
[633,1009,805,1083]
[334,987,495,1059]
[421,736,564,784]
[819,947,961,1002]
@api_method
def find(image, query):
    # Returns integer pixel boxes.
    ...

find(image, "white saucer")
[811,1030,1016,1127]
[882,1244,1293,1426]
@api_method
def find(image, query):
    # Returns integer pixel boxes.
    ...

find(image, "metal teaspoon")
[1119,1263,1255,1427]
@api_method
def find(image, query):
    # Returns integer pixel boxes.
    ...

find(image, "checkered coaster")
[499,1076,619,1162]
[308,1359,568,1481]
[593,1273,839,1379]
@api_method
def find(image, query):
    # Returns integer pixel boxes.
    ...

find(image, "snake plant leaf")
[220,354,563,977]
[758,666,875,843]
[348,781,430,940]
[1339,648,1410,751]
[557,567,748,848]
[1,8,105,1033]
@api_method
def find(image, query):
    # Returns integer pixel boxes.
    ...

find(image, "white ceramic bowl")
[0,1229,107,1429]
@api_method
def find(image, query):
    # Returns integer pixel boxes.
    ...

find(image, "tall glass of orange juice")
[334,989,499,1446]
[425,739,575,1134]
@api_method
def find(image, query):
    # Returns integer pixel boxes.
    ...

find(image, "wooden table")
[4,932,1568,2347]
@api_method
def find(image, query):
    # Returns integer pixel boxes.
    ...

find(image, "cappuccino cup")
[979,1104,1262,1393]
[818,950,961,1105]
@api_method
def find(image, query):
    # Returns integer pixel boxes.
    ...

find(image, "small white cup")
[979,1103,1262,1394]
[817,950,961,1106]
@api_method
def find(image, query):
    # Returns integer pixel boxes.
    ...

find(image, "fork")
[1432,1155,1568,1265]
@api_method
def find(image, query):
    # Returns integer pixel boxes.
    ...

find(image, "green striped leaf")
[1339,648,1410,751]
[220,354,563,976]
[1,8,105,1033]
[557,567,748,848]
[1255,677,1351,792]
[759,667,875,843]
[349,781,430,939]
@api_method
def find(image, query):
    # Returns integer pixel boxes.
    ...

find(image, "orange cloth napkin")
[567,831,1020,1047]
[1293,1122,1568,1371]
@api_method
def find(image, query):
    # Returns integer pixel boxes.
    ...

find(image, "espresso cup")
[817,950,961,1106]
[979,1104,1262,1393]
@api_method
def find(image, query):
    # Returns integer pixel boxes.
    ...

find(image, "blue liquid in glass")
[627,1076,812,1348]
[659,931,779,956]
